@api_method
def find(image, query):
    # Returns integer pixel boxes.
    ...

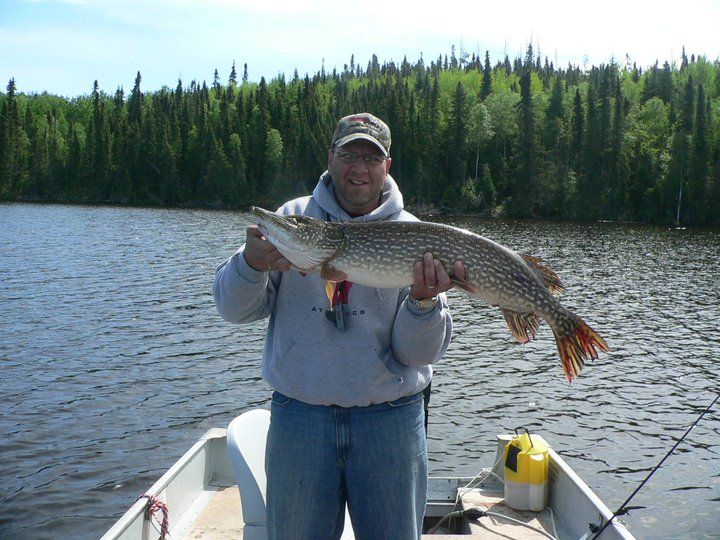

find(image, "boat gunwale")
[100,428,227,540]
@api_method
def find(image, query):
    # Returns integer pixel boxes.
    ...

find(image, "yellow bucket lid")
[512,430,548,455]
[504,428,549,485]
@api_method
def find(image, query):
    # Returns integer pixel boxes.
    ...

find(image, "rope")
[138,494,170,540]
[590,392,720,539]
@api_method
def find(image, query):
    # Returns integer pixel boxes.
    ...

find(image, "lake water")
[1,203,718,539]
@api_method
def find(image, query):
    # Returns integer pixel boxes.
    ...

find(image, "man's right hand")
[243,226,292,272]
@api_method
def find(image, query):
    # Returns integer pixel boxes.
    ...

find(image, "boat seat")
[227,409,355,540]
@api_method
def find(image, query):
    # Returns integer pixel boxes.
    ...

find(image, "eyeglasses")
[335,151,387,166]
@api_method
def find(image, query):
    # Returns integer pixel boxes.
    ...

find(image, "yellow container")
[503,430,549,511]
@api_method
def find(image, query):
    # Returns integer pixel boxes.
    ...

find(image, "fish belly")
[334,258,415,289]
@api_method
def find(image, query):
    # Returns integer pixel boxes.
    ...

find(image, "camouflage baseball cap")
[331,113,391,156]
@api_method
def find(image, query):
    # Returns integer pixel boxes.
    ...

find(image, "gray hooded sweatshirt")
[213,172,453,407]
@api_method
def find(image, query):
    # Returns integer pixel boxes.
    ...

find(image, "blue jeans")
[265,391,428,540]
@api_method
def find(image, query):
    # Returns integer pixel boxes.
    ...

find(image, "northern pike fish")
[251,206,608,381]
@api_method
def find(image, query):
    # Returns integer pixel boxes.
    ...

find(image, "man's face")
[327,140,392,217]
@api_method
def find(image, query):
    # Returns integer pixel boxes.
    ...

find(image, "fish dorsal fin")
[501,309,541,344]
[521,254,565,295]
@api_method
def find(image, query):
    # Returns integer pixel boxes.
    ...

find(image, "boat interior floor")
[184,484,559,539]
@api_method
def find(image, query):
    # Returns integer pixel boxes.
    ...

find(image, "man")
[214,113,465,539]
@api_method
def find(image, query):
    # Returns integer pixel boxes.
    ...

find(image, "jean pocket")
[386,391,424,408]
[271,391,292,406]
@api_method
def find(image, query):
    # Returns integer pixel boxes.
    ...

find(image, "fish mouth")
[251,207,297,238]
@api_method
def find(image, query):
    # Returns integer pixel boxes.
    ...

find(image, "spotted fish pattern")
[252,207,609,381]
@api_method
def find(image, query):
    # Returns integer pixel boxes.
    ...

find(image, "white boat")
[101,409,635,539]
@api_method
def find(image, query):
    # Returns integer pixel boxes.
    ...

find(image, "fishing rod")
[590,392,720,539]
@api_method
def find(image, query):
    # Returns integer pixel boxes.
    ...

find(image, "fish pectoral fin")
[451,276,478,295]
[325,281,336,307]
[520,254,565,295]
[501,309,541,344]
[291,263,319,275]
[283,250,330,273]
[320,263,347,283]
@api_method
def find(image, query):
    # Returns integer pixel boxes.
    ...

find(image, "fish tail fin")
[553,316,609,382]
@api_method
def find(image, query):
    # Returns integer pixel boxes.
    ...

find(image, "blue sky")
[2,0,720,97]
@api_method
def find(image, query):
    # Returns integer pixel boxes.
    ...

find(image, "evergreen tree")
[213,69,221,92]
[666,77,695,224]
[0,79,29,198]
[687,83,709,224]
[609,78,629,217]
[110,86,132,202]
[543,76,565,151]
[450,45,458,70]
[65,122,84,198]
[510,70,539,216]
[478,163,496,209]
[579,83,602,217]
[229,62,237,85]
[658,61,673,104]
[707,129,720,226]
[227,132,248,203]
[127,72,150,202]
[641,62,659,103]
[444,82,468,203]
[28,111,50,199]
[480,51,492,100]
[87,80,112,201]
[249,77,272,201]
[595,66,615,216]
[570,88,584,171]
[524,43,534,71]
[45,110,66,199]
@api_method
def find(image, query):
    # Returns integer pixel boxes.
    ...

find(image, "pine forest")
[1,46,719,226]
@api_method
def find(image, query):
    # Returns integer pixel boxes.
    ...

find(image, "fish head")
[251,207,344,271]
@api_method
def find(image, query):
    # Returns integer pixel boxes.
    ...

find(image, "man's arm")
[391,291,453,366]
[390,255,464,366]
[213,226,291,324]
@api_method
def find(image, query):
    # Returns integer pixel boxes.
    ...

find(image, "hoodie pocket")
[269,339,395,405]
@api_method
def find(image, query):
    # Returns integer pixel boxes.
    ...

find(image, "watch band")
[407,295,438,310]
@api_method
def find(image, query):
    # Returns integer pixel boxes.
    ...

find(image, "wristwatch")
[407,295,438,310]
